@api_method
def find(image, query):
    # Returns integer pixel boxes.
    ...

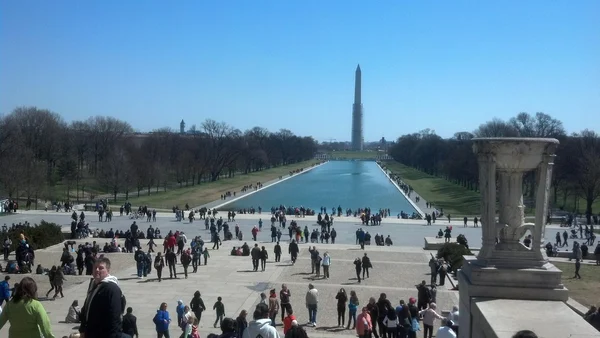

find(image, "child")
[203,247,210,265]
[213,296,225,328]
[176,300,185,328]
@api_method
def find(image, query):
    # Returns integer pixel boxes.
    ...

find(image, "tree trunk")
[586,194,594,216]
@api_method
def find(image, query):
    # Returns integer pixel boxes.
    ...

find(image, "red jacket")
[283,314,296,334]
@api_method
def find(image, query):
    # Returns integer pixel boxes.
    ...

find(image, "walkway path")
[0,238,458,338]
[380,166,437,216]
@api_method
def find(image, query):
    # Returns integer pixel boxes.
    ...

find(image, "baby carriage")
[570,229,578,239]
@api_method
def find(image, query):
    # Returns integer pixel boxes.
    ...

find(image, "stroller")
[570,229,578,239]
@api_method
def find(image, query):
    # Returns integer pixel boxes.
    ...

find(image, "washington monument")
[351,64,364,151]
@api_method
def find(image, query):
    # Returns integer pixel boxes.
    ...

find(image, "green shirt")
[0,299,55,338]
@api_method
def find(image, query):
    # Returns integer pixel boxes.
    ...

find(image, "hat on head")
[291,320,298,326]
[177,300,183,305]
[409,297,416,304]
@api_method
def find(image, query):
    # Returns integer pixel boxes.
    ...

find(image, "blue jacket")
[154,310,171,332]
[176,304,185,318]
[0,281,10,299]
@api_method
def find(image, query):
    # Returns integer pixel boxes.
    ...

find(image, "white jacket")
[436,326,457,338]
[383,315,399,328]
[242,318,280,338]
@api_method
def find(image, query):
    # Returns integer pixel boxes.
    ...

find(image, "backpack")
[181,252,191,265]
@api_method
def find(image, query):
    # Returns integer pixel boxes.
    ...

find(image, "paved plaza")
[0,211,465,338]
[3,208,560,248]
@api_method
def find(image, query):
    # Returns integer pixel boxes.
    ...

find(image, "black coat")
[122,313,138,336]
[80,280,123,338]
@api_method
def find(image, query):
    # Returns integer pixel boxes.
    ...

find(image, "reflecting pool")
[220,161,417,215]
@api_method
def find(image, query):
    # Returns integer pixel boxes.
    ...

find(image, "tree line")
[389,112,600,216]
[0,106,317,204]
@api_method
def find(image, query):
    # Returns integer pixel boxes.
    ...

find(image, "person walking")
[573,242,583,279]
[361,253,372,280]
[154,252,165,282]
[213,296,225,328]
[335,288,348,327]
[280,284,292,322]
[203,247,210,265]
[181,249,192,279]
[251,244,261,272]
[274,242,282,262]
[79,257,125,338]
[190,291,206,324]
[153,302,171,338]
[428,257,438,285]
[52,267,66,299]
[305,283,319,327]
[0,277,55,338]
[322,252,331,279]
[134,248,147,278]
[353,258,362,283]
[45,267,56,298]
[260,246,269,272]
[122,307,139,338]
[192,246,200,272]
[166,249,177,279]
[288,240,299,264]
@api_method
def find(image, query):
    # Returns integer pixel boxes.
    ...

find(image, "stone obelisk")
[351,64,363,151]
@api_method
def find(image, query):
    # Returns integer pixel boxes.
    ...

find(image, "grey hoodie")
[242,318,280,338]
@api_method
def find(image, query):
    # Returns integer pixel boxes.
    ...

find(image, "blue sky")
[1,1,598,142]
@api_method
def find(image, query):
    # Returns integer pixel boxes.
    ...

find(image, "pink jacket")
[419,308,443,326]
[356,313,372,335]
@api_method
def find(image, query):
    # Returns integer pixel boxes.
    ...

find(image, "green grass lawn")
[385,162,481,216]
[121,159,321,209]
[551,190,600,216]
[553,262,600,308]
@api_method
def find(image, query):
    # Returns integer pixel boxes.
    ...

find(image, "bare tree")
[474,118,519,137]
[86,116,133,175]
[571,130,600,216]
[202,119,242,181]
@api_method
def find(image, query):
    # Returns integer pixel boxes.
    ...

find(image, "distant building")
[180,119,185,134]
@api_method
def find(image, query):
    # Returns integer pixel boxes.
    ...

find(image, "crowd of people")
[0,198,575,338]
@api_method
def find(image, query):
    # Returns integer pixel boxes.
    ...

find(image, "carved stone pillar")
[459,138,567,338]
[470,137,559,269]
[476,153,497,262]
